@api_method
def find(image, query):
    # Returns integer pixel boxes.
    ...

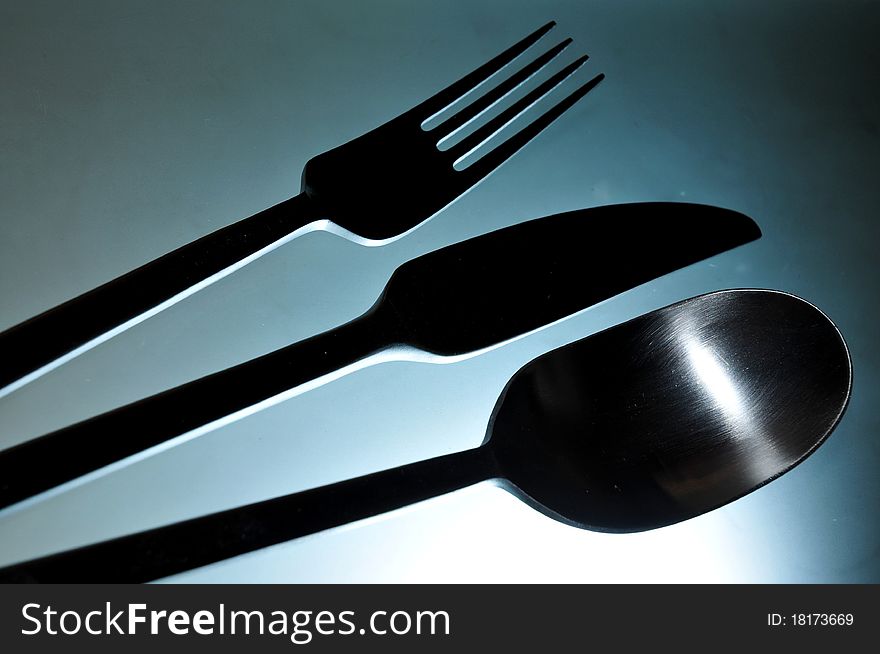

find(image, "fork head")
[301,22,605,242]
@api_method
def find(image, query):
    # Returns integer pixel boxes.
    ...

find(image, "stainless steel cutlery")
[0,19,853,584]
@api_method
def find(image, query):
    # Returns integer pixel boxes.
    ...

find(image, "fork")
[0,21,604,398]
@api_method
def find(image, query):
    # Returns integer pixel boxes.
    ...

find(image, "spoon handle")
[0,192,324,398]
[0,447,493,583]
[0,309,395,511]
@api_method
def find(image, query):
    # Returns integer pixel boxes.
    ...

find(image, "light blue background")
[0,0,877,582]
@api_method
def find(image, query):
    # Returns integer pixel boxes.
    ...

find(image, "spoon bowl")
[491,289,852,532]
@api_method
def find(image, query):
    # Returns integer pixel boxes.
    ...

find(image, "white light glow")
[686,340,744,420]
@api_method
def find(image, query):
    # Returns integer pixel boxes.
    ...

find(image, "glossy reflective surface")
[493,290,852,531]
[1,2,876,583]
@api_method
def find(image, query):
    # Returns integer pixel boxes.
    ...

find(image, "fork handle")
[0,192,323,396]
[0,307,396,511]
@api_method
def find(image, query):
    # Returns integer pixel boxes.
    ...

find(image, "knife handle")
[0,192,323,397]
[0,307,395,511]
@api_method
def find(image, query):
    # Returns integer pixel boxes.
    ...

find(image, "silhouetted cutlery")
[0,21,604,397]
[0,203,760,510]
[0,289,850,582]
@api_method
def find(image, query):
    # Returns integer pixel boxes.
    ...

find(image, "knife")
[0,202,760,510]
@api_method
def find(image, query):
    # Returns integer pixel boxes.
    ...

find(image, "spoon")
[0,202,759,510]
[0,289,851,582]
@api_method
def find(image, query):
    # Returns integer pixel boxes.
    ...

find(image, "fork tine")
[457,72,605,183]
[430,37,573,142]
[447,55,591,163]
[415,21,556,121]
